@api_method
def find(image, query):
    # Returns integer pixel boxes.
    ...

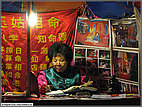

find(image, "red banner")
[30,9,77,75]
[1,9,78,94]
[1,12,27,93]
[75,18,110,48]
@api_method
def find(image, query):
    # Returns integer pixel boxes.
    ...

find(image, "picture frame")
[111,18,139,49]
[74,17,111,49]
[113,50,139,82]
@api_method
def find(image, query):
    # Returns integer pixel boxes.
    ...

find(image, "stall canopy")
[2,1,141,19]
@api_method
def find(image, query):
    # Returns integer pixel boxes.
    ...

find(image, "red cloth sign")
[1,9,78,93]
[1,12,27,93]
[30,9,77,75]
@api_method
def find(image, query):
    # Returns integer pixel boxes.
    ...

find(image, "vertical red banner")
[1,9,78,94]
[30,9,78,75]
[1,12,27,93]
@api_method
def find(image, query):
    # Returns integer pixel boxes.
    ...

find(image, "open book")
[46,86,97,96]
[63,85,97,93]
[45,90,67,96]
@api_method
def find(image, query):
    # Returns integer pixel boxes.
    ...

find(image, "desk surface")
[2,94,141,105]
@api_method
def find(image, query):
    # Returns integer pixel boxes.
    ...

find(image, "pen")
[87,78,91,82]
[82,78,91,86]
[87,78,91,85]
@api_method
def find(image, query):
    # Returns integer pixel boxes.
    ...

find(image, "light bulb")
[29,12,37,26]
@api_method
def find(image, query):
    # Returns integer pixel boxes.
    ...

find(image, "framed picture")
[75,48,86,57]
[113,51,138,82]
[75,17,111,48]
[111,18,139,48]
[87,49,98,58]
[121,83,130,93]
[130,84,138,94]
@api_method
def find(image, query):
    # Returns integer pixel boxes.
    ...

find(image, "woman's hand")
[81,80,93,86]
[41,84,51,94]
[45,85,51,92]
[86,81,93,86]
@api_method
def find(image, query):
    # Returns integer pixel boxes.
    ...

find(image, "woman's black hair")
[48,42,73,63]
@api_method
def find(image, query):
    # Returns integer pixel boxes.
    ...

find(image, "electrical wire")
[113,1,134,12]
[2,1,15,9]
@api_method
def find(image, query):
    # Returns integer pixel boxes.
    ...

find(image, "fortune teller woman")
[37,42,93,94]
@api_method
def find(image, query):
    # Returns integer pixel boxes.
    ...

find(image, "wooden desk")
[2,94,140,105]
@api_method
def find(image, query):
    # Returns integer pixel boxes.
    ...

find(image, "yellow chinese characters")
[15,55,22,62]
[45,55,50,62]
[6,47,13,54]
[41,47,48,54]
[11,17,25,28]
[1,16,7,28]
[47,17,59,28]
[5,71,12,78]
[48,32,67,43]
[5,63,12,70]
[3,34,19,44]
[37,32,67,43]
[31,64,38,71]
[16,47,21,54]
[31,56,39,63]
[40,63,47,70]
[14,64,22,70]
[58,32,67,41]
[36,17,43,28]
[1,46,4,53]
[9,35,18,43]
[13,80,20,87]
[2,34,7,42]
[6,55,13,62]
[48,34,57,43]
[14,72,21,79]
[37,35,47,43]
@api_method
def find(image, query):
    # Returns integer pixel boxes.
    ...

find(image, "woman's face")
[52,54,68,73]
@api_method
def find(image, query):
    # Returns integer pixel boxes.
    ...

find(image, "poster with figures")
[75,17,110,48]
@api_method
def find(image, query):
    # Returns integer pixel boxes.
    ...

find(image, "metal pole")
[26,1,31,97]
